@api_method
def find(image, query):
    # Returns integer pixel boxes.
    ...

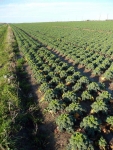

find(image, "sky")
[0,0,113,23]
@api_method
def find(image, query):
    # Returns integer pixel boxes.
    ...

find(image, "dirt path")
[6,25,15,46]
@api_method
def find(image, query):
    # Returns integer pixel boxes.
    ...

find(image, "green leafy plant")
[67,132,94,150]
[62,91,77,102]
[66,66,75,75]
[56,113,74,132]
[80,59,89,66]
[86,63,95,70]
[43,66,51,74]
[51,62,58,68]
[92,67,102,75]
[65,75,75,85]
[36,74,46,84]
[87,82,100,93]
[78,76,89,85]
[91,100,108,114]
[48,99,64,113]
[80,115,101,137]
[96,91,111,103]
[62,63,68,70]
[73,71,81,80]
[103,71,113,80]
[49,76,60,87]
[59,70,67,79]
[72,82,82,92]
[43,89,55,102]
[106,116,113,128]
[98,136,107,150]
[81,90,93,101]
[48,71,54,78]
[54,66,63,74]
[39,82,49,93]
[55,83,67,94]
[98,82,105,90]
[66,102,85,116]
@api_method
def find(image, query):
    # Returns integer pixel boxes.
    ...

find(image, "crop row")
[47,21,113,32]
[14,23,113,81]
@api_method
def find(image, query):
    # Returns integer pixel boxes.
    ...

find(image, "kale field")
[1,21,113,150]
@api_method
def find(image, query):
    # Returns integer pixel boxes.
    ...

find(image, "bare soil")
[7,26,15,45]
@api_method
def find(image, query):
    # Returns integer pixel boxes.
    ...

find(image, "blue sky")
[0,0,113,23]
